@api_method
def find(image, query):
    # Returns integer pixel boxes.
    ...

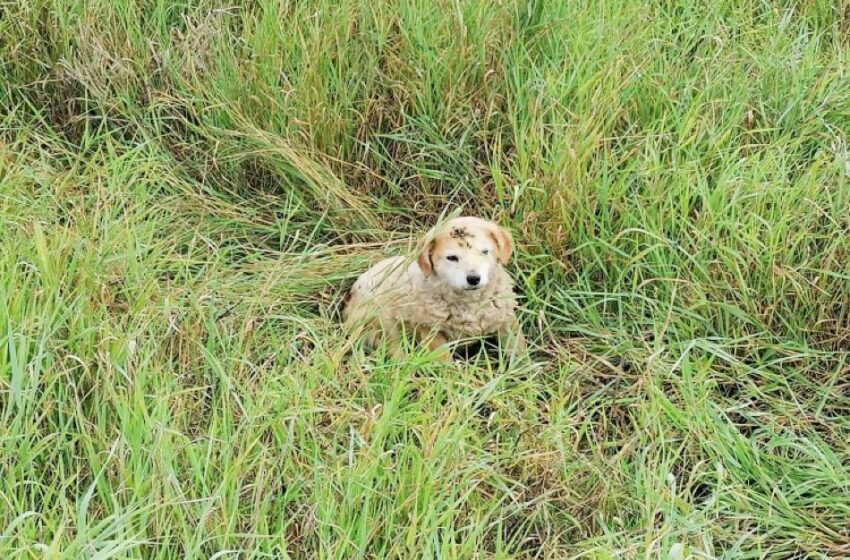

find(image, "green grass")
[1,0,850,557]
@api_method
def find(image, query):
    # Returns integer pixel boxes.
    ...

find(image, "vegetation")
[1,0,849,557]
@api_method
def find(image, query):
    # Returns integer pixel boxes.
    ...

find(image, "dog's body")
[344,216,523,358]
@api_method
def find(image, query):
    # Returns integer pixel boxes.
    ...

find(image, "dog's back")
[343,256,416,324]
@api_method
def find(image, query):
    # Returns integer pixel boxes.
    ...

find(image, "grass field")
[2,0,850,558]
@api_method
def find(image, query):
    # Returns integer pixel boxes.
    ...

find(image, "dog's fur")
[344,216,523,359]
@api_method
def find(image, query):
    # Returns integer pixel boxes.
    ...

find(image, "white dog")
[344,216,523,359]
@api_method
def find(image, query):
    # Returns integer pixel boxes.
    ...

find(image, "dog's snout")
[466,274,481,286]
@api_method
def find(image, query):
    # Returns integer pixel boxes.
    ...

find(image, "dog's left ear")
[489,225,513,265]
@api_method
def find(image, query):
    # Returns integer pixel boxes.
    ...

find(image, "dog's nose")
[466,274,481,286]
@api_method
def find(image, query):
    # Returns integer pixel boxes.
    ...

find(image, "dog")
[344,216,524,360]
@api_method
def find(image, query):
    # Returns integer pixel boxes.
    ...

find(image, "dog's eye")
[446,255,459,262]
[482,249,490,255]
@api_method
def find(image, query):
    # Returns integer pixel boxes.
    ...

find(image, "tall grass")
[1,0,849,558]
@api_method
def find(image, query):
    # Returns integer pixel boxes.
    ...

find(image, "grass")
[1,0,850,557]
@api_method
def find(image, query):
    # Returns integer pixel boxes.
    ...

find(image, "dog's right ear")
[416,229,436,276]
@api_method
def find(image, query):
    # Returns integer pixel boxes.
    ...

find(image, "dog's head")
[416,216,513,292]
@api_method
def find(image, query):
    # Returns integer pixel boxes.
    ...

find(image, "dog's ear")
[416,229,436,276]
[489,224,514,265]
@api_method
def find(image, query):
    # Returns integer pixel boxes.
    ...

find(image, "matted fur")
[344,216,523,358]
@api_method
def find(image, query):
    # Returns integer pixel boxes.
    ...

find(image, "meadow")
[1,0,850,558]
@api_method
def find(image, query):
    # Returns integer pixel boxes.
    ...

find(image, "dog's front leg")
[414,327,451,361]
[427,331,452,361]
